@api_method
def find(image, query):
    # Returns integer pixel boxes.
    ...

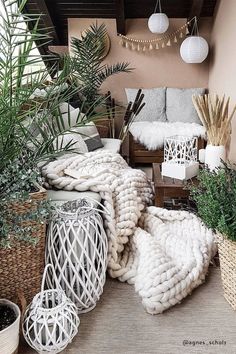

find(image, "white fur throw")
[129,121,206,150]
[42,150,216,314]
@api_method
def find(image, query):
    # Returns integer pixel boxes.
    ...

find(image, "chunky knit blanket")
[42,150,216,314]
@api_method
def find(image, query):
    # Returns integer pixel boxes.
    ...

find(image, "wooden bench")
[129,132,205,166]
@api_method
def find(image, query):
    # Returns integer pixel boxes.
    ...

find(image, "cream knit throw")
[42,150,216,314]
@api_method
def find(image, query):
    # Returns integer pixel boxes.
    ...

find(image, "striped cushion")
[72,122,103,151]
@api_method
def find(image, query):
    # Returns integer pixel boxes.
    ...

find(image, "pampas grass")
[192,94,236,146]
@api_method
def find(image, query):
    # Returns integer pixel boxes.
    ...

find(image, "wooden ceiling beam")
[115,0,126,35]
[23,0,60,73]
[27,0,60,44]
[188,0,205,34]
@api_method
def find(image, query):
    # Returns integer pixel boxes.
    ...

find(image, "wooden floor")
[19,267,236,354]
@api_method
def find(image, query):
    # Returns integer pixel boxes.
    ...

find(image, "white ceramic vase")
[0,299,21,354]
[204,144,226,171]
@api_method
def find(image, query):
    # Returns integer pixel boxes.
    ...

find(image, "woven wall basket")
[218,234,236,310]
[0,185,47,304]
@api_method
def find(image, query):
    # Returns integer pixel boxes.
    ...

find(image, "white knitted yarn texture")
[42,150,217,314]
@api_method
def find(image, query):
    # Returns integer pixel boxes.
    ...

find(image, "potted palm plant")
[70,23,131,109]
[190,165,236,310]
[0,0,113,305]
[69,23,132,137]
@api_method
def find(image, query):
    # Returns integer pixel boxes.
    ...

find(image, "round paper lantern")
[180,36,209,63]
[148,13,169,34]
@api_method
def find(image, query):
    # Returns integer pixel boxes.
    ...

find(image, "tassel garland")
[118,21,191,53]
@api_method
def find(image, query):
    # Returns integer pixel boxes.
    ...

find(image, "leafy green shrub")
[0,151,54,248]
[190,165,236,241]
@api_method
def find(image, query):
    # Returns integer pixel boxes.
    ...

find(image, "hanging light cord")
[154,0,162,13]
[191,16,199,36]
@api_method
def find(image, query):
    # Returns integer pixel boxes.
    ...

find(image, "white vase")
[0,299,21,354]
[204,144,226,171]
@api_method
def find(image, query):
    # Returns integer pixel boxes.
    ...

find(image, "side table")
[153,163,198,207]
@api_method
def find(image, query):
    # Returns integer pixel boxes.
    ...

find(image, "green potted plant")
[70,22,131,109]
[190,165,236,309]
[0,0,112,304]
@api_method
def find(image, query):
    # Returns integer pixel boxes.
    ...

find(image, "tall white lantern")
[162,135,199,180]
[180,35,209,63]
[46,199,108,314]
[148,13,169,34]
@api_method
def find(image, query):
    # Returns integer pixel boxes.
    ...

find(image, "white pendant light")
[148,0,169,34]
[180,17,209,63]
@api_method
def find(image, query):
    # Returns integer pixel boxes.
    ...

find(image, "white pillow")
[59,103,85,130]
[59,102,75,115]
[53,132,88,153]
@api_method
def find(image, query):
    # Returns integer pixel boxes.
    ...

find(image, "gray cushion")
[125,88,167,122]
[166,88,205,124]
[72,122,103,151]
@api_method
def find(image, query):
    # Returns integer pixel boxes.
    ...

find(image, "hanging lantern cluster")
[119,21,190,53]
[118,15,209,63]
[148,0,169,34]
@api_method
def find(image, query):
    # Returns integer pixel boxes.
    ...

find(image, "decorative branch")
[192,94,236,146]
[105,91,116,138]
[119,89,145,142]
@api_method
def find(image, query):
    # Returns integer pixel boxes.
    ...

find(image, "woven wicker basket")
[218,234,236,310]
[0,185,47,304]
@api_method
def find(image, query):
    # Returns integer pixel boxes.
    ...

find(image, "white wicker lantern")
[23,264,79,354]
[162,135,199,180]
[46,199,108,314]
[180,36,209,63]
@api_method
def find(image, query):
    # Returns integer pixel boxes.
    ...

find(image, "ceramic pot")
[0,299,21,354]
[204,144,226,171]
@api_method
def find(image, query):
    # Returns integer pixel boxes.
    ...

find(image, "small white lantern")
[148,0,169,34]
[162,135,199,180]
[180,36,209,63]
[23,264,79,354]
[148,13,169,34]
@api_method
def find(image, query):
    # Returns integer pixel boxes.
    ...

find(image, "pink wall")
[208,0,236,161]
[68,18,212,105]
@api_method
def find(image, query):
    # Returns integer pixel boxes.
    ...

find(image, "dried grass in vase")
[192,94,236,146]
